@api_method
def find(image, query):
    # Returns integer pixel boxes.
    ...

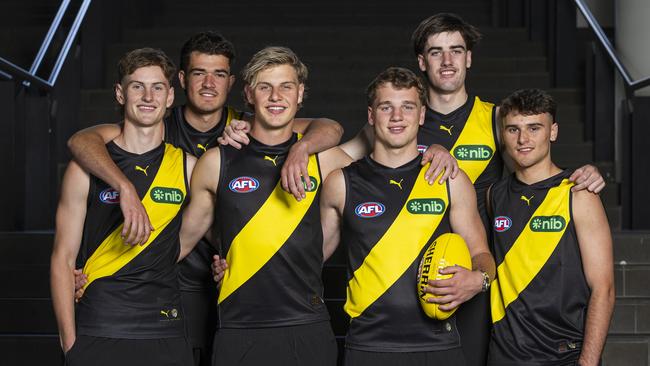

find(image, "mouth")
[199,90,217,98]
[439,68,457,78]
[265,105,287,115]
[516,147,534,154]
[137,105,157,112]
[388,126,406,134]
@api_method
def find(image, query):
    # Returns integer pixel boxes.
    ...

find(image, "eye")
[192,71,205,77]
[154,85,165,91]
[257,84,270,92]
[452,49,464,55]
[215,72,228,79]
[430,50,441,57]
[403,105,415,111]
[379,106,391,112]
[506,127,518,133]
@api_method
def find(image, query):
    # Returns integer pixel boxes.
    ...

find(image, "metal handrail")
[575,0,650,95]
[0,0,92,90]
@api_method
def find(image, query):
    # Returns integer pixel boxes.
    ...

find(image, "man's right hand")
[119,183,153,246]
[217,119,251,149]
[211,255,228,288]
[73,269,87,302]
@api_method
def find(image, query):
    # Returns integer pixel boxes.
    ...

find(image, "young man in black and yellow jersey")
[180,46,353,366]
[488,89,614,366]
[51,48,195,366]
[319,66,495,366]
[67,31,343,366]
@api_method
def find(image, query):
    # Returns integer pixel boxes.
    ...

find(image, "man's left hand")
[424,265,482,311]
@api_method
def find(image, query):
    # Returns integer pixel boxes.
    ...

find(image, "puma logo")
[197,143,208,153]
[135,165,149,176]
[389,179,403,190]
[160,308,178,318]
[264,155,279,166]
[520,195,534,206]
[439,125,454,135]
[160,310,170,318]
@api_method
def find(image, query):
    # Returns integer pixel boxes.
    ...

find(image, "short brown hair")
[366,67,426,107]
[499,88,557,122]
[241,46,308,109]
[411,13,482,55]
[117,47,176,85]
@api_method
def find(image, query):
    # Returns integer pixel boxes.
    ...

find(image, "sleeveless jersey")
[488,170,589,365]
[419,96,502,230]
[76,142,188,339]
[215,134,329,328]
[341,155,459,352]
[164,105,244,292]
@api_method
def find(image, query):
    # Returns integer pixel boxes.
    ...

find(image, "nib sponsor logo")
[99,188,120,204]
[151,187,184,204]
[302,176,318,192]
[229,177,259,193]
[407,199,445,214]
[530,216,566,232]
[355,202,385,218]
[494,216,512,232]
[453,145,493,161]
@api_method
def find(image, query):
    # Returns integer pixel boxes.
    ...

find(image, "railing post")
[549,0,578,87]
[0,80,17,229]
[628,97,650,229]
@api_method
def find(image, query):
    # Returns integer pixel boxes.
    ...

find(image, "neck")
[114,120,164,154]
[426,86,468,114]
[250,118,294,146]
[183,105,224,132]
[370,141,419,168]
[515,159,562,185]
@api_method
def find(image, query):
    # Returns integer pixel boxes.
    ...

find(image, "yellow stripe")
[82,144,186,289]
[451,97,496,183]
[218,153,320,303]
[490,179,573,323]
[344,165,449,318]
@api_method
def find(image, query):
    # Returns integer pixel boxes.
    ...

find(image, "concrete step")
[0,298,55,333]
[609,297,650,336]
[0,266,49,298]
[0,232,53,266]
[613,233,650,265]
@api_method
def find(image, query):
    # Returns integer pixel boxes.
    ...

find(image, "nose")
[517,129,529,145]
[142,87,153,102]
[269,86,282,102]
[390,107,403,122]
[441,50,453,66]
[202,73,216,88]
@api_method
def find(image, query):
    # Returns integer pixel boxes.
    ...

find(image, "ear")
[466,50,472,69]
[115,83,125,105]
[228,75,235,92]
[367,106,375,126]
[417,54,426,72]
[166,86,175,108]
[244,85,255,106]
[297,83,305,105]
[419,106,425,126]
[550,122,558,142]
[178,70,186,90]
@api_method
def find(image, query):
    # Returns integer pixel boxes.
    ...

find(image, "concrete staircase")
[0,0,641,364]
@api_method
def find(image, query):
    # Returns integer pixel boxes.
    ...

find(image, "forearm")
[471,252,496,280]
[68,129,131,192]
[50,258,76,350]
[579,286,615,365]
[298,118,343,155]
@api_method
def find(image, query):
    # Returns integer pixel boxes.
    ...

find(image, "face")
[178,52,234,115]
[417,31,472,95]
[115,65,174,127]
[502,112,558,170]
[368,84,425,149]
[245,64,304,130]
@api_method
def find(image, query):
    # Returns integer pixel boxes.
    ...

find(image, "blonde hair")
[241,46,308,109]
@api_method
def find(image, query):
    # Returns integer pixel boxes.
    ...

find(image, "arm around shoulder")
[320,168,346,261]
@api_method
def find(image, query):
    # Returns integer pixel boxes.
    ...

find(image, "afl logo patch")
[417,145,427,154]
[99,188,120,204]
[494,216,512,232]
[229,176,259,193]
[355,202,385,218]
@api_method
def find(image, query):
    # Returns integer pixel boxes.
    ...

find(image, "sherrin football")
[417,233,472,320]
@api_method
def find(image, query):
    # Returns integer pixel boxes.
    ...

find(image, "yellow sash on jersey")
[491,179,573,323]
[224,106,242,127]
[450,97,496,183]
[218,153,320,303]
[345,165,449,318]
[82,144,186,290]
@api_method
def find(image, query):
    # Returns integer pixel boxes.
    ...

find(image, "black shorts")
[181,290,218,366]
[213,321,337,366]
[343,347,466,366]
[64,335,193,366]
[455,291,491,366]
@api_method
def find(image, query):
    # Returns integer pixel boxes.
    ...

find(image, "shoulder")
[318,146,353,179]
